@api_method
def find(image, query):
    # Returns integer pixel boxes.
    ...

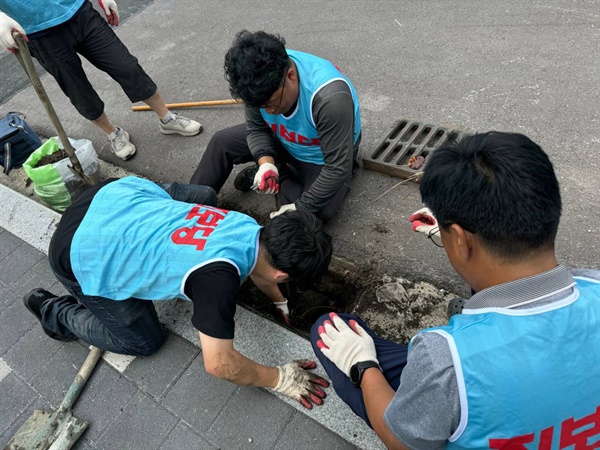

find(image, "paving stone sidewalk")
[0,227,358,450]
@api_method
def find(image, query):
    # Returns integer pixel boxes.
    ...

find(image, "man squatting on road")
[0,0,201,160]
[23,176,333,409]
[190,30,361,223]
[312,132,600,449]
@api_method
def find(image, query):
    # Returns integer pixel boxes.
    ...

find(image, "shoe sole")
[23,289,77,342]
[160,125,203,137]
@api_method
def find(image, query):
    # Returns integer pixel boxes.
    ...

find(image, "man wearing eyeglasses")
[190,30,361,223]
[310,132,600,449]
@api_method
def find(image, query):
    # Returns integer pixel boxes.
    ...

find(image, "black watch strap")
[350,360,381,387]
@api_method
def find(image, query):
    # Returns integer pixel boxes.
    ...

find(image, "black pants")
[27,1,157,120]
[190,123,352,222]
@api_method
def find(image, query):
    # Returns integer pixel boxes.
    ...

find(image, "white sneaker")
[108,127,136,160]
[160,113,202,136]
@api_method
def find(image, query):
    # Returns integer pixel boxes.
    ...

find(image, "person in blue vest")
[23,176,332,409]
[190,30,362,223]
[310,132,600,448]
[0,0,201,160]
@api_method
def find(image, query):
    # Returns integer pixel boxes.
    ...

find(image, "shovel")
[4,346,103,450]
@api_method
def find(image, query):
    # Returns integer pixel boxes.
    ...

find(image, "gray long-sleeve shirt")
[245,80,359,214]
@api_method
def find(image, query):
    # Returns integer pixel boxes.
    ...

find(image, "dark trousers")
[190,123,352,223]
[42,183,216,355]
[27,0,157,120]
[309,313,409,428]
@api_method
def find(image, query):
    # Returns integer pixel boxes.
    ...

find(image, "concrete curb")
[0,183,384,450]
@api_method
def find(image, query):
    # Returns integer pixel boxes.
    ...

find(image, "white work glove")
[273,298,290,325]
[316,313,378,377]
[273,360,329,409]
[408,207,440,237]
[98,0,120,26]
[0,12,26,53]
[252,162,279,194]
[270,203,296,219]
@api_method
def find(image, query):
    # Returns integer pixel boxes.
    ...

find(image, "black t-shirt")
[49,178,240,340]
[184,261,240,340]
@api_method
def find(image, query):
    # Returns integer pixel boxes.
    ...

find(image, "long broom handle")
[12,32,95,186]
[131,99,242,111]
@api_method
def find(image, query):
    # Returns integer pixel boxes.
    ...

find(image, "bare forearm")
[362,369,409,450]
[208,348,279,387]
[250,274,285,303]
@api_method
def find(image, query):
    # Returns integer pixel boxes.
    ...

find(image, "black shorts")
[27,1,157,120]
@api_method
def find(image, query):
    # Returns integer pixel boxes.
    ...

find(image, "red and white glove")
[252,162,279,194]
[316,313,378,377]
[408,207,440,237]
[273,360,329,409]
[0,12,26,53]
[270,203,296,219]
[273,298,290,325]
[98,0,120,26]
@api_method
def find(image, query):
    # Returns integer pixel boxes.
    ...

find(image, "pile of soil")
[25,149,69,187]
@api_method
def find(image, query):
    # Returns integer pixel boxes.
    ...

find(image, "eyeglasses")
[259,69,288,110]
[427,226,444,248]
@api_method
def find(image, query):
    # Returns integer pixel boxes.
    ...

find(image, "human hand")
[252,162,279,194]
[273,360,329,409]
[0,12,26,53]
[270,203,296,219]
[273,298,290,325]
[316,313,377,377]
[98,0,119,26]
[408,207,440,237]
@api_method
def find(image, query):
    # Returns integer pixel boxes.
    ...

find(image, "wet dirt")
[24,149,70,187]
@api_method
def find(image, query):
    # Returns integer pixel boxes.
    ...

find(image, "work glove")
[0,12,26,53]
[273,298,290,325]
[316,313,378,377]
[408,207,440,237]
[270,203,296,219]
[273,360,329,409]
[252,162,279,194]
[98,0,120,26]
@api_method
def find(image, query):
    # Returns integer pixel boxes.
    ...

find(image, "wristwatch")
[350,361,381,387]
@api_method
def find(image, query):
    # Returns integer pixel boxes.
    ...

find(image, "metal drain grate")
[363,120,463,180]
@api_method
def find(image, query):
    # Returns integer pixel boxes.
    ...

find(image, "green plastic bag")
[23,137,100,212]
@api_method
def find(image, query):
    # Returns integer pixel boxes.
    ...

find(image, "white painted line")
[100,349,136,372]
[0,358,12,382]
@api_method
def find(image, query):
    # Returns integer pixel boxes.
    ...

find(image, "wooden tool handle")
[57,346,103,414]
[131,99,243,111]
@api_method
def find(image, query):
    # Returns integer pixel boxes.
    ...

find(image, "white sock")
[161,111,174,124]
[108,127,120,140]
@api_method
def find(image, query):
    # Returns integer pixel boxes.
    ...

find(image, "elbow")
[203,352,242,383]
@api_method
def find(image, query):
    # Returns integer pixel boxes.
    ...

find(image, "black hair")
[224,30,290,108]
[261,210,332,279]
[420,131,562,260]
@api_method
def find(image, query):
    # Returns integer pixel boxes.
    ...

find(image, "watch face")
[350,363,361,386]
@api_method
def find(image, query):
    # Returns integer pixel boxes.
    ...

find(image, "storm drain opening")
[363,119,464,180]
[238,257,368,338]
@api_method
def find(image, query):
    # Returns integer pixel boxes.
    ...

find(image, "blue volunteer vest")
[70,177,261,301]
[414,277,600,450]
[0,0,86,34]
[260,50,362,165]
